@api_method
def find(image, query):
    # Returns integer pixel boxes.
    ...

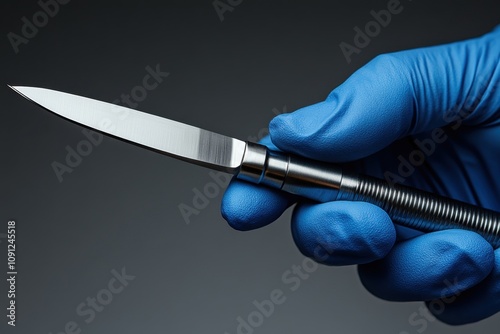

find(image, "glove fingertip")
[269,102,340,160]
[269,114,296,152]
[221,179,292,231]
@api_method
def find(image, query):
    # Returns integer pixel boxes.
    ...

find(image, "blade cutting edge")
[10,86,246,172]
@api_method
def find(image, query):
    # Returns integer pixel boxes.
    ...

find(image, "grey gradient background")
[1,0,500,333]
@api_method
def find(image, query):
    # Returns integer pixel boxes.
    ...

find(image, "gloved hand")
[221,26,500,325]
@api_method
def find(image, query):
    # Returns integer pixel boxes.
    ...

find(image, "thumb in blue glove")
[222,26,500,325]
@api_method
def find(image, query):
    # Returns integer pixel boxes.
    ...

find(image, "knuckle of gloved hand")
[334,53,414,138]
[269,100,337,154]
[425,249,500,326]
[291,202,395,266]
[427,231,495,292]
[369,52,407,73]
[358,230,494,302]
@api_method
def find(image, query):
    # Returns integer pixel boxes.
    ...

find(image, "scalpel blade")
[10,86,246,172]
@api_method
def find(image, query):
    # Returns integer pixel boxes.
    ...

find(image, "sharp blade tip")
[8,85,20,93]
[8,85,32,100]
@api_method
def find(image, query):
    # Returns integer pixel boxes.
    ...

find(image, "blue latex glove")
[221,26,500,325]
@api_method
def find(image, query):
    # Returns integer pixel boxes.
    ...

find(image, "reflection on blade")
[10,86,246,172]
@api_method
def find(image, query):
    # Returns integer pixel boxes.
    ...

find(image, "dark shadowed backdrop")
[1,0,499,333]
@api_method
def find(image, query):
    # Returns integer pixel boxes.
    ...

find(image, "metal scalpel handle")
[237,142,500,248]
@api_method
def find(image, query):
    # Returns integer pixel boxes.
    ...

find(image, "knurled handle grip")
[237,142,500,248]
[338,174,500,247]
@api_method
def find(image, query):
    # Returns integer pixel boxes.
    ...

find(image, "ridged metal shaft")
[238,142,500,248]
[338,174,500,247]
